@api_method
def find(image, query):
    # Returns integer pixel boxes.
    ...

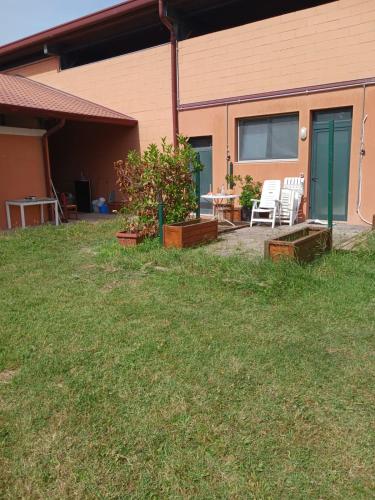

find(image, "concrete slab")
[70,212,116,223]
[207,222,370,258]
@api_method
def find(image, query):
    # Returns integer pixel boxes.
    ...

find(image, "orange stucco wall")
[0,133,47,229]
[178,0,375,104]
[357,85,375,225]
[23,45,172,151]
[49,121,139,201]
[179,85,375,225]
[5,56,60,78]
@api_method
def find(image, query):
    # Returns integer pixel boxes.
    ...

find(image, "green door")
[310,108,352,221]
[189,137,213,215]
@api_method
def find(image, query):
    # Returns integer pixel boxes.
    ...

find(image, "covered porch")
[48,120,139,220]
[0,73,137,229]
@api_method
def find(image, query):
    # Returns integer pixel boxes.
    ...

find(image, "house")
[1,0,375,229]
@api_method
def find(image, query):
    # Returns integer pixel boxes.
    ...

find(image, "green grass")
[0,220,374,498]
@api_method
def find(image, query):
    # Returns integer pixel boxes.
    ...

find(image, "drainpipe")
[159,0,179,148]
[42,118,65,197]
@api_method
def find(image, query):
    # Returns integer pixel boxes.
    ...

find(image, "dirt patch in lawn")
[0,369,19,383]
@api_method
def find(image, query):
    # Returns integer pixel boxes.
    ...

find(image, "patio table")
[5,197,59,229]
[200,193,239,226]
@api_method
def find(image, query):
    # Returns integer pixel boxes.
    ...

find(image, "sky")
[0,0,124,46]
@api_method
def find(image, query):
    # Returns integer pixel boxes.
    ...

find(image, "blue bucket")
[99,204,110,214]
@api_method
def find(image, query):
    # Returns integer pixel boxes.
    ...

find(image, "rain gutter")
[42,119,66,197]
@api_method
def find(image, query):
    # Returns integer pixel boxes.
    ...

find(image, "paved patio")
[208,222,371,257]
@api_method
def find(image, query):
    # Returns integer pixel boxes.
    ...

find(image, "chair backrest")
[283,177,304,193]
[283,177,304,206]
[259,180,281,208]
[280,188,296,216]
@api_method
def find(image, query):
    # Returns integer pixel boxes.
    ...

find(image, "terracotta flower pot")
[116,231,144,247]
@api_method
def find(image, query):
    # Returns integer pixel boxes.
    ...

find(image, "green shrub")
[239,175,262,208]
[114,136,202,236]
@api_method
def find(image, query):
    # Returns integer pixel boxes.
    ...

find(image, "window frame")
[237,113,299,163]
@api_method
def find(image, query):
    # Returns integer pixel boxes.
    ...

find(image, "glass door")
[189,137,213,215]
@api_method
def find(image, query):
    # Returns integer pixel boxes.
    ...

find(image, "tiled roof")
[0,73,137,125]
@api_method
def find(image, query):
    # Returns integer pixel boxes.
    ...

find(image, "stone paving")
[208,222,370,258]
[70,215,370,258]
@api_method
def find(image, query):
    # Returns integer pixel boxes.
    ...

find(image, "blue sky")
[0,0,123,45]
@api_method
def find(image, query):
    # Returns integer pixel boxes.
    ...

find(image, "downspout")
[159,0,179,147]
[42,118,65,197]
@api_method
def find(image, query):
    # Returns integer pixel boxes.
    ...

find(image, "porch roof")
[0,73,137,126]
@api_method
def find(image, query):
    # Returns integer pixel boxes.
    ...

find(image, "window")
[238,113,299,161]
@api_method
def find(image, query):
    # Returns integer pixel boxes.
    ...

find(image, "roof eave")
[0,103,138,127]
[0,0,156,60]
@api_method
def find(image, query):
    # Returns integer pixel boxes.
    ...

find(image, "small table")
[5,198,59,229]
[200,194,239,226]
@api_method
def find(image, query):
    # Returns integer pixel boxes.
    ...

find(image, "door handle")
[311,177,318,182]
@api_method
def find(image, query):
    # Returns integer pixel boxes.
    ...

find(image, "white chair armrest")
[251,199,260,208]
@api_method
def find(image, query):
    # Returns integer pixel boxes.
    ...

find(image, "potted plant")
[160,136,218,248]
[114,137,218,249]
[223,173,242,222]
[114,149,157,247]
[239,175,262,221]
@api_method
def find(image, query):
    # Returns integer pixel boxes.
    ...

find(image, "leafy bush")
[224,174,262,207]
[114,137,202,236]
[239,175,262,208]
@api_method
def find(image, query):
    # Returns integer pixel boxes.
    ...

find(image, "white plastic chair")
[284,177,305,192]
[280,177,305,225]
[250,180,281,228]
[280,189,299,226]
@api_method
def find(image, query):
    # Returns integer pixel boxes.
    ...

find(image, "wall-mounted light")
[300,127,307,141]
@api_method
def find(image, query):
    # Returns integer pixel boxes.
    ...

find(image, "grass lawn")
[0,220,374,498]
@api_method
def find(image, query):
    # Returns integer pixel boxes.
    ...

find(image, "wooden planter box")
[266,227,332,262]
[163,218,218,248]
[116,231,144,247]
[221,205,242,223]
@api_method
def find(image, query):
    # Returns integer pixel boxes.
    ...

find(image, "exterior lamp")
[300,127,307,141]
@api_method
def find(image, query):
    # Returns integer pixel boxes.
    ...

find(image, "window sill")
[236,159,299,164]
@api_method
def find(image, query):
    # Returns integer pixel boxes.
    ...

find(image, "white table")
[5,198,59,229]
[200,194,239,226]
